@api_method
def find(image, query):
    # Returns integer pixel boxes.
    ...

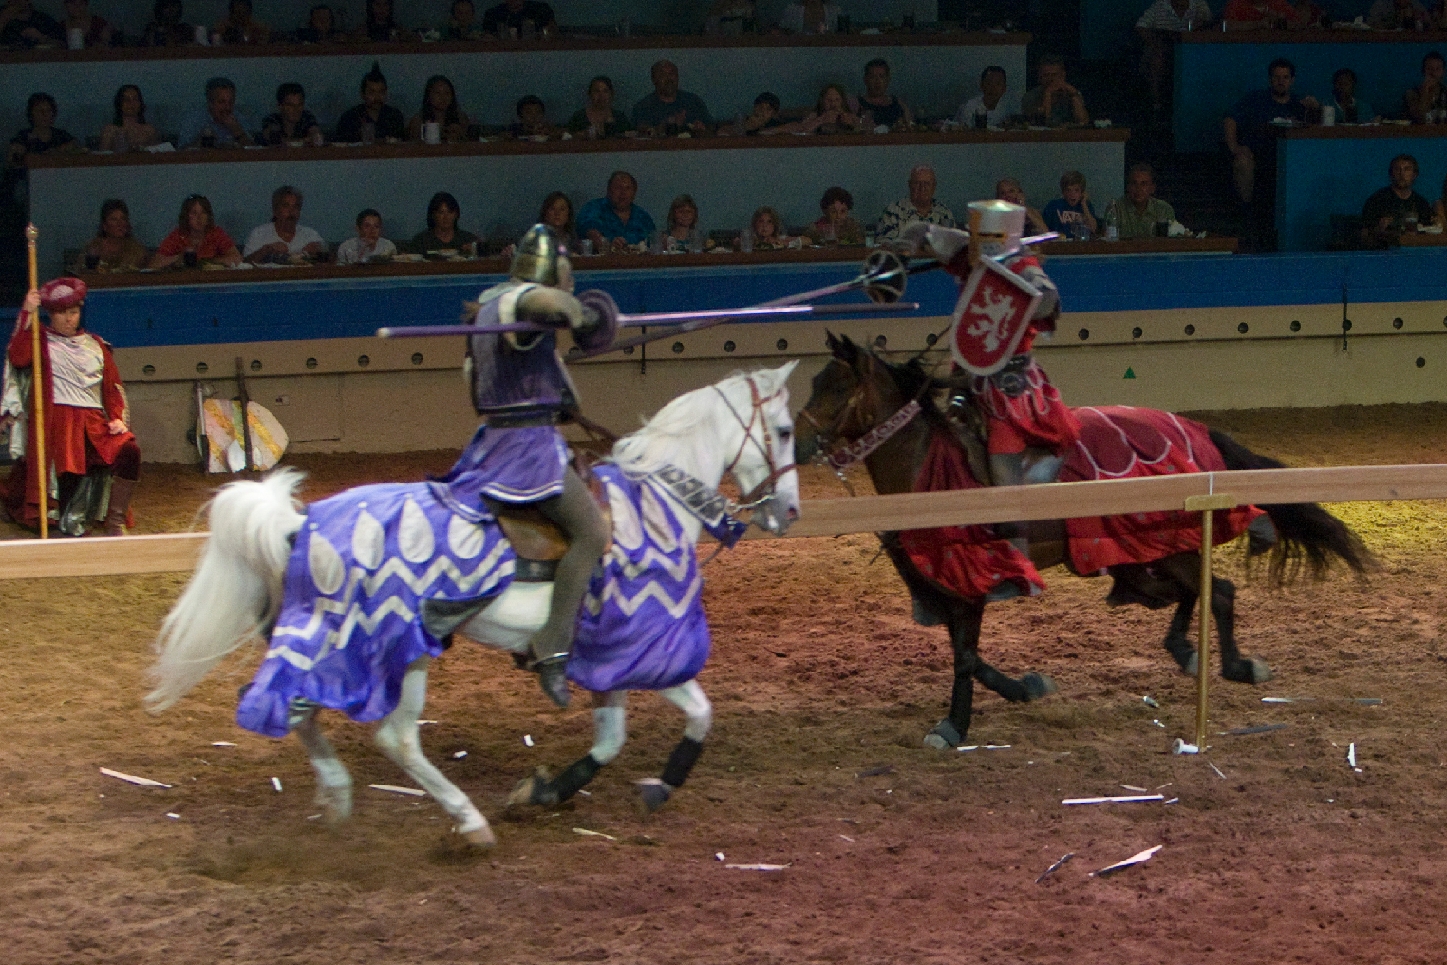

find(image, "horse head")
[795,332,910,464]
[716,361,801,536]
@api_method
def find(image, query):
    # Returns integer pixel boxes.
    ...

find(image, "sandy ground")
[4,403,1447,964]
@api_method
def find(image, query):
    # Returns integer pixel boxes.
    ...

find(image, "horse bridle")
[712,375,797,513]
[798,355,925,480]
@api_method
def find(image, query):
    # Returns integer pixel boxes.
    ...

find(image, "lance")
[24,224,47,539]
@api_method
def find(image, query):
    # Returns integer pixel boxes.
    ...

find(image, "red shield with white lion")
[948,258,1043,376]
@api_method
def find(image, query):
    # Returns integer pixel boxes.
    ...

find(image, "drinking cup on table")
[579,238,594,256]
[1321,105,1335,127]
[183,250,199,268]
[195,24,209,44]
[67,27,84,49]
[422,121,441,144]
[361,120,375,145]
[974,109,988,130]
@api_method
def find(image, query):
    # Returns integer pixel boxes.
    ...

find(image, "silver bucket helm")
[510,223,566,286]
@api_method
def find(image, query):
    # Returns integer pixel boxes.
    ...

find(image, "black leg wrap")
[660,737,705,790]
[551,754,603,803]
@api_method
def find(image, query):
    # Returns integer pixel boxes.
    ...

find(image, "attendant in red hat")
[4,277,139,535]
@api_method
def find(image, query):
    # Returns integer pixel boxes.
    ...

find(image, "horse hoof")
[1249,658,1274,684]
[1022,672,1058,700]
[924,719,962,749]
[506,768,555,808]
[1182,652,1199,677]
[314,784,353,827]
[1223,657,1274,684]
[459,823,497,848]
[635,778,672,814]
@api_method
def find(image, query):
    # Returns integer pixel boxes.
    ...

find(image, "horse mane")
[610,370,744,474]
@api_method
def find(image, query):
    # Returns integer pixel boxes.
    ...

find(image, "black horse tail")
[1208,428,1376,584]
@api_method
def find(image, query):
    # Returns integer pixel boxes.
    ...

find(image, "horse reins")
[712,375,797,509]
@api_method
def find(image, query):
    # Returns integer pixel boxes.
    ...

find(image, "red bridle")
[713,375,797,507]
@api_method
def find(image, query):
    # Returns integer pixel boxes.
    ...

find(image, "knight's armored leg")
[528,467,610,708]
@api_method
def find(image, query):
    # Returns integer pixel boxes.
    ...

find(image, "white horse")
[146,363,801,847]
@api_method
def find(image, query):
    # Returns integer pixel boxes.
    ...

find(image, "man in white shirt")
[244,185,327,264]
[955,66,1022,128]
[877,166,956,242]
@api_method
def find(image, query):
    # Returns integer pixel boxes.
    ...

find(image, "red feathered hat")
[38,277,87,311]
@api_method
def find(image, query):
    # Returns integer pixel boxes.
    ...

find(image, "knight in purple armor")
[436,225,610,708]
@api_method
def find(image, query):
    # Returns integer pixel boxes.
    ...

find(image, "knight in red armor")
[902,201,1081,574]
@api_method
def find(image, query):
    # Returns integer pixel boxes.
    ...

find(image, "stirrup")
[530,653,572,709]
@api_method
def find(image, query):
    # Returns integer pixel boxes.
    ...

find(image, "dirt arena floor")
[5,402,1447,964]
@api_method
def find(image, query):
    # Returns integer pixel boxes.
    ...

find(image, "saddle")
[492,453,613,572]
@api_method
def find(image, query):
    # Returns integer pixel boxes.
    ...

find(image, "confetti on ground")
[211,741,236,747]
[1348,743,1358,769]
[99,768,171,788]
[1209,763,1227,779]
[523,735,535,747]
[714,852,725,862]
[452,750,467,759]
[1090,845,1163,877]
[572,828,617,841]
[1142,696,1160,708]
[839,834,855,843]
[957,745,1011,752]
[725,863,790,871]
[1062,794,1165,806]
[369,784,426,797]
[1036,852,1074,883]
[270,777,283,792]
[165,812,180,819]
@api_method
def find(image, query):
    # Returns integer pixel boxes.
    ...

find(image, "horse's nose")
[787,506,799,522]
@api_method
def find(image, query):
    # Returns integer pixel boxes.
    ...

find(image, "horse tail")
[145,468,307,713]
[1207,428,1376,584]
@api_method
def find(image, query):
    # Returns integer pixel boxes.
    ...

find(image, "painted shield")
[948,257,1043,376]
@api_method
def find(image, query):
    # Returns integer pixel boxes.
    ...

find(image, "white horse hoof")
[1248,657,1274,684]
[314,784,353,827]
[459,823,497,848]
[923,733,951,750]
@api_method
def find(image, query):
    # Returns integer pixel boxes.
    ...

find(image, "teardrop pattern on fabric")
[607,480,642,551]
[352,509,385,571]
[399,498,435,563]
[447,513,484,559]
[308,531,345,596]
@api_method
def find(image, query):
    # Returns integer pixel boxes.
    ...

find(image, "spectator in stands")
[705,0,755,35]
[6,93,78,178]
[1224,58,1316,205]
[795,84,866,134]
[1404,51,1446,124]
[851,59,912,130]
[1327,67,1377,124]
[660,195,702,253]
[445,0,485,39]
[806,186,864,246]
[1360,154,1434,247]
[62,0,113,47]
[1042,170,1100,239]
[1221,0,1295,28]
[749,206,793,249]
[956,66,1021,129]
[510,95,557,139]
[1434,172,1447,227]
[568,76,632,139]
[407,192,480,254]
[179,77,256,148]
[149,194,241,268]
[99,85,160,152]
[632,60,713,135]
[1104,162,1179,239]
[994,177,1049,234]
[577,170,656,252]
[336,62,407,143]
[294,4,340,43]
[0,0,62,47]
[537,190,575,249]
[1367,0,1428,29]
[143,0,192,46]
[877,165,956,243]
[724,91,790,135]
[778,0,839,34]
[482,0,556,37]
[1023,56,1089,126]
[408,75,470,143]
[215,0,269,44]
[261,83,323,146]
[336,208,397,264]
[1136,1,1213,117]
[244,185,327,264]
[357,0,401,41]
[77,199,148,272]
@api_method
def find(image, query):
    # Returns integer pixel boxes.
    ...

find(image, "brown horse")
[795,334,1373,748]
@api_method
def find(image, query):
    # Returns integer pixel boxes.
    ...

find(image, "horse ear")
[835,333,860,366]
[824,329,840,354]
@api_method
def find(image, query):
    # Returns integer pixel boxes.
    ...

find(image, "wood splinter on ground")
[1036,852,1075,883]
[572,828,617,841]
[369,784,426,797]
[725,863,790,871]
[1062,794,1165,806]
[99,767,171,788]
[1090,845,1163,878]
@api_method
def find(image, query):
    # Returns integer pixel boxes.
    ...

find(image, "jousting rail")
[4,463,1447,747]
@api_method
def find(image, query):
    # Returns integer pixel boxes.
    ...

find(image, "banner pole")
[24,224,47,539]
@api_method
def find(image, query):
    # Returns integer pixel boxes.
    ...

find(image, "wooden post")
[1184,492,1237,748]
[24,224,47,539]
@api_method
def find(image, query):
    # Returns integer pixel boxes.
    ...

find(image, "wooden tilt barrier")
[4,463,1447,745]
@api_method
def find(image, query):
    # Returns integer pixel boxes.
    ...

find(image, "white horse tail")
[145,468,307,712]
